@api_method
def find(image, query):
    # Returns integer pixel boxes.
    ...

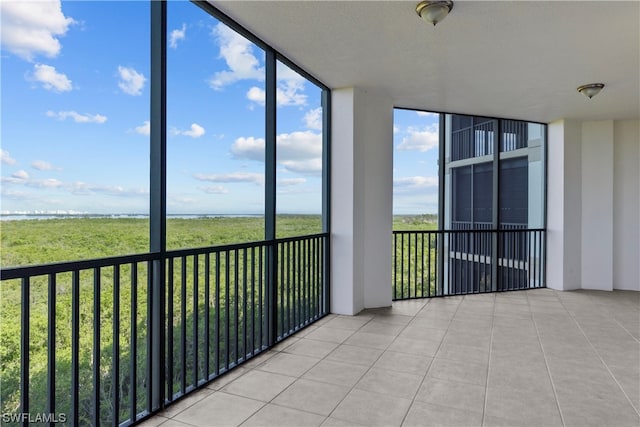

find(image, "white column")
[546,120,582,291]
[331,87,394,315]
[613,120,640,290]
[581,120,614,291]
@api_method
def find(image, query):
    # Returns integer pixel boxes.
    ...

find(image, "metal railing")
[451,119,528,161]
[0,233,328,426]
[392,229,545,300]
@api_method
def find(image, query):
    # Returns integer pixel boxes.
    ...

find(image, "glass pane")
[392,109,440,230]
[275,61,323,238]
[1,1,150,266]
[166,2,265,249]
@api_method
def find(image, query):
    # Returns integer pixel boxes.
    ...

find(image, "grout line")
[481,291,497,427]
[554,292,640,419]
[529,289,567,427]
[398,295,463,427]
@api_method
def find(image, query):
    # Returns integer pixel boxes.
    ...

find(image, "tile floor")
[140,289,639,427]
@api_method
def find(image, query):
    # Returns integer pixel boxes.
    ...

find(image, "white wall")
[547,119,639,292]
[331,87,394,314]
[613,120,640,291]
[581,121,614,291]
[547,120,582,290]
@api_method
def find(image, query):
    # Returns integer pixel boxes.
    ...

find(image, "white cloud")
[46,110,107,124]
[200,185,229,194]
[416,111,438,117]
[194,172,264,186]
[117,66,146,96]
[170,123,205,138]
[32,160,57,171]
[169,23,186,49]
[209,23,264,90]
[246,64,307,108]
[134,121,150,136]
[30,64,72,92]
[393,176,438,190]
[1,189,31,200]
[304,107,322,130]
[246,87,265,104]
[397,124,439,152]
[231,131,322,176]
[3,177,65,188]
[1,149,17,165]
[67,182,148,197]
[245,81,307,107]
[12,170,29,180]
[0,0,75,61]
[278,178,306,187]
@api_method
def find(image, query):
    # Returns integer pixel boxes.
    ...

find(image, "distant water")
[0,214,265,221]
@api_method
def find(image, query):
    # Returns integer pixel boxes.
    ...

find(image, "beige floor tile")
[387,336,442,357]
[221,370,296,402]
[374,350,432,376]
[273,378,350,416]
[242,403,325,427]
[399,325,447,342]
[157,420,197,427]
[435,342,490,365]
[136,416,169,427]
[326,343,384,367]
[283,337,340,358]
[321,417,366,426]
[204,367,248,390]
[427,357,488,386]
[256,352,321,377]
[304,326,356,343]
[343,331,396,350]
[556,391,640,427]
[303,359,369,387]
[369,313,414,326]
[331,389,412,427]
[355,367,424,399]
[415,377,486,414]
[173,391,264,426]
[359,320,406,336]
[484,385,562,426]
[441,330,491,350]
[158,388,214,418]
[403,401,483,427]
[323,316,371,331]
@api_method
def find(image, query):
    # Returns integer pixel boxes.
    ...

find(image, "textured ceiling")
[212,1,640,123]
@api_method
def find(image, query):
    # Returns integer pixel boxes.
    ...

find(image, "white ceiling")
[212,1,640,123]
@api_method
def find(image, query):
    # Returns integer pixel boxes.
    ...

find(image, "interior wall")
[613,120,640,290]
[548,119,639,292]
[581,120,614,291]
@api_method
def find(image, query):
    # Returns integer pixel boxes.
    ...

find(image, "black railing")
[392,229,545,300]
[501,120,528,152]
[0,233,328,426]
[451,121,495,161]
[451,119,528,161]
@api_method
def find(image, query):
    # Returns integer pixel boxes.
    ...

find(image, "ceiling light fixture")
[577,83,604,99]
[416,1,454,26]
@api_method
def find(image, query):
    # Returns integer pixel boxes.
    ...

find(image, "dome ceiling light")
[577,83,605,99]
[416,1,454,26]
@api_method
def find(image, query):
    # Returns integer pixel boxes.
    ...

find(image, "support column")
[546,120,582,290]
[581,120,614,290]
[331,88,394,315]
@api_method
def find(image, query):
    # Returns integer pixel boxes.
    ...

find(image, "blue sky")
[1,1,438,216]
